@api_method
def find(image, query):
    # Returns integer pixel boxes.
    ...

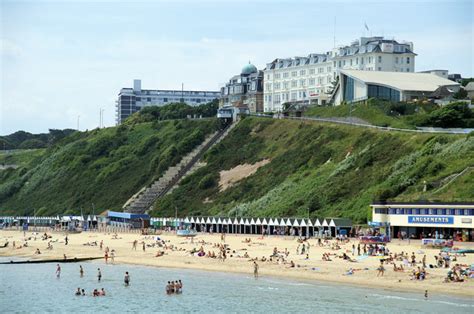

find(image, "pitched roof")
[341,70,460,92]
[465,82,474,91]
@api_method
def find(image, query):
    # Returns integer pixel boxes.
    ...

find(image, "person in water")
[79,265,84,277]
[75,288,81,296]
[56,264,61,278]
[166,281,172,294]
[97,268,102,282]
[124,272,130,286]
[81,289,85,296]
[100,288,106,296]
[253,261,259,278]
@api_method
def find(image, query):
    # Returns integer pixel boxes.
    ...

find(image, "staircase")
[431,166,473,194]
[123,121,238,214]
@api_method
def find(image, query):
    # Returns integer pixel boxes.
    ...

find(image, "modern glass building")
[333,70,460,105]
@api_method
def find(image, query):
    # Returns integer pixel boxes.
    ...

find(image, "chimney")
[133,79,141,93]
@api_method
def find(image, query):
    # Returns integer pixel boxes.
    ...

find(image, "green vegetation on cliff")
[304,101,474,129]
[152,117,474,223]
[0,119,218,216]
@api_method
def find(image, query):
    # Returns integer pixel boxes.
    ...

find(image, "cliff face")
[152,117,474,223]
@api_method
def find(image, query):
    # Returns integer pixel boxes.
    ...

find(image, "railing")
[249,114,470,134]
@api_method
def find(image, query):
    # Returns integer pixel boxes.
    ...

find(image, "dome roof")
[241,62,258,75]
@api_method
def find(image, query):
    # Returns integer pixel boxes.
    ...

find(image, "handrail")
[249,114,471,135]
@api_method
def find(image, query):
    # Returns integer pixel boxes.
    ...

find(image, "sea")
[0,258,473,313]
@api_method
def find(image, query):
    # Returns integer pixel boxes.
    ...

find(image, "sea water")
[0,259,472,313]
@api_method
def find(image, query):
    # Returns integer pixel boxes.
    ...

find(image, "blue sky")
[1,0,473,134]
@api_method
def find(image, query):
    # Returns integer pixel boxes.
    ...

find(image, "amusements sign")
[408,216,454,224]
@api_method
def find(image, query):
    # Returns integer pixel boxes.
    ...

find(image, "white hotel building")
[263,36,416,112]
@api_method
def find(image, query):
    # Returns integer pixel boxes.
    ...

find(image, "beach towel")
[356,255,369,261]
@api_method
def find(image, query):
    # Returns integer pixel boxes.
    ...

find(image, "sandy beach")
[1,229,473,298]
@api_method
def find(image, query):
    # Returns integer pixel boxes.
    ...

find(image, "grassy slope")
[0,119,217,216]
[152,117,474,223]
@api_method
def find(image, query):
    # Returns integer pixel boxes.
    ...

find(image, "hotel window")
[419,209,427,215]
[283,72,289,78]
[300,70,306,75]
[327,66,331,72]
[291,71,297,77]
[275,82,280,90]
[355,58,358,65]
[396,208,403,214]
[309,69,315,75]
[268,95,272,102]
[291,92,297,100]
[437,209,444,215]
[309,78,315,86]
[333,61,336,67]
[407,57,410,64]
[291,80,297,88]
[338,61,342,67]
[318,77,323,84]
[343,60,346,66]
[300,79,306,87]
[275,73,281,79]
[361,58,364,65]
[455,209,462,215]
[283,82,289,89]
[350,59,353,66]
[388,208,396,214]
[267,74,270,80]
[378,56,382,63]
[395,57,399,64]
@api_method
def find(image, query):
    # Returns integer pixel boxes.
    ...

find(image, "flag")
[365,23,369,31]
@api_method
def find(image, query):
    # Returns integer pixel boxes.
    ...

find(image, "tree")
[453,88,468,99]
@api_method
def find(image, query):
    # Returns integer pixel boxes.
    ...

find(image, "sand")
[219,159,270,191]
[1,229,473,298]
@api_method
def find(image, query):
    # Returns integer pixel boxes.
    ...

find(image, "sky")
[1,0,473,135]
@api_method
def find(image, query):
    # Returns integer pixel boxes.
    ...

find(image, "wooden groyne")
[0,256,103,264]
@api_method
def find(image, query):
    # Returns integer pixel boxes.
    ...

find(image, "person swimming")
[75,288,81,296]
[97,268,102,282]
[56,264,61,278]
[79,265,84,277]
[124,272,130,286]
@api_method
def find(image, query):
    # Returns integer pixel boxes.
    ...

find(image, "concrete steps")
[123,121,237,214]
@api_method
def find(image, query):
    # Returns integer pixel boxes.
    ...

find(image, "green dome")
[241,62,258,75]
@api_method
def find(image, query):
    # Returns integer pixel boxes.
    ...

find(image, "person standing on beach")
[97,268,102,282]
[124,272,130,286]
[56,264,61,278]
[253,261,259,279]
[142,241,146,252]
[352,244,355,256]
[65,236,68,246]
[79,265,84,277]
[110,250,115,264]
[132,240,137,250]
[104,251,109,264]
[357,244,361,256]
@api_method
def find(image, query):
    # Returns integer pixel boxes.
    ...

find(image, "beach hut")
[232,218,239,234]
[261,218,268,235]
[330,218,353,236]
[322,219,330,237]
[239,218,245,234]
[244,218,251,234]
